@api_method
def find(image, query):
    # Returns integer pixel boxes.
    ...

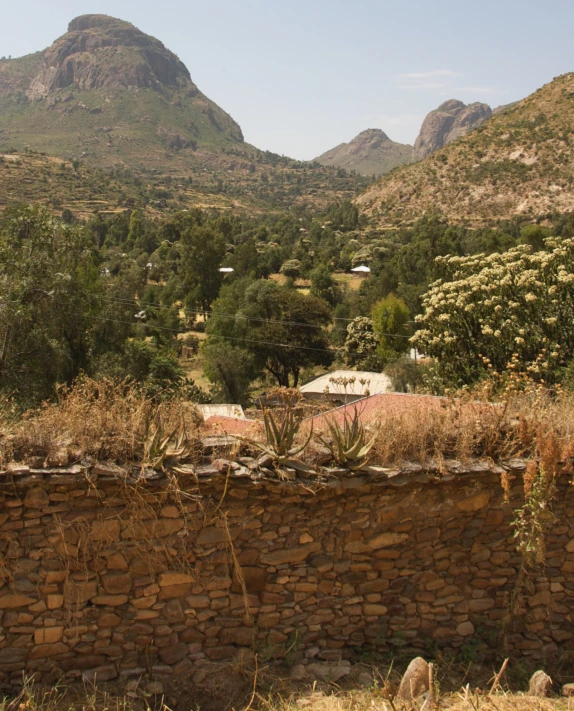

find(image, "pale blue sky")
[2,0,574,159]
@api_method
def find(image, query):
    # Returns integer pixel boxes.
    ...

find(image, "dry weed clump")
[369,386,574,468]
[0,377,202,467]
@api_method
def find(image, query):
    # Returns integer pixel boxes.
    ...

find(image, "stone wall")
[0,458,572,689]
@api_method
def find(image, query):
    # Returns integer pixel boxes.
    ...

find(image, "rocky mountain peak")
[314,128,413,176]
[67,14,133,32]
[355,128,391,143]
[436,99,466,113]
[27,14,193,98]
[414,99,492,160]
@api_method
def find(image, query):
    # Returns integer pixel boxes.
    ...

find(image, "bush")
[413,239,574,388]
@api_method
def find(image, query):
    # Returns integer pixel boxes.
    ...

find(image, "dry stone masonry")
[0,457,572,689]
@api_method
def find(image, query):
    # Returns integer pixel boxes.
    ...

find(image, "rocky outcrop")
[414,99,492,160]
[314,129,413,176]
[27,15,193,98]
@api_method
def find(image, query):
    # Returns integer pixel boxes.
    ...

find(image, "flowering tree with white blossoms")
[412,238,574,387]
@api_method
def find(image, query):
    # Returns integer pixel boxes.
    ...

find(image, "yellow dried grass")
[0,377,201,467]
[369,387,574,468]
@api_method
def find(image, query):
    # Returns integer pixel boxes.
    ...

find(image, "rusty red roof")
[306,392,447,431]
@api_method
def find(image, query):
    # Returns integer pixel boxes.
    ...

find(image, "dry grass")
[1,683,571,711]
[269,690,571,710]
[2,377,574,474]
[369,387,574,468]
[0,377,202,467]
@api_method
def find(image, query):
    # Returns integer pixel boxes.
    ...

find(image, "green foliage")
[560,358,574,391]
[280,259,302,280]
[384,355,426,393]
[413,239,574,388]
[343,317,379,368]
[316,408,376,470]
[207,279,333,387]
[371,293,411,357]
[0,205,98,403]
[202,341,255,405]
[309,264,343,306]
[181,225,226,311]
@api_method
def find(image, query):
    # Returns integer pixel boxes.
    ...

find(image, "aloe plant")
[257,406,313,465]
[142,413,196,471]
[238,389,313,472]
[316,408,376,471]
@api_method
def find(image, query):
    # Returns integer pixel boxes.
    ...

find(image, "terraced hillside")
[357,73,574,226]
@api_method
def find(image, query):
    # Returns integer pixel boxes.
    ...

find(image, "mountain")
[356,73,574,226]
[0,16,372,213]
[0,15,243,171]
[413,99,492,160]
[314,129,414,176]
[314,100,494,177]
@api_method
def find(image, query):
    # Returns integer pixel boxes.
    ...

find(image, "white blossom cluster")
[412,239,574,383]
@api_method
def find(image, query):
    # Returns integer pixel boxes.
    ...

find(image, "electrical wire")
[94,293,413,339]
[92,315,342,354]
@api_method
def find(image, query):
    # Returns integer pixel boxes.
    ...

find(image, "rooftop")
[306,391,446,430]
[200,415,260,437]
[197,404,245,420]
[299,370,392,400]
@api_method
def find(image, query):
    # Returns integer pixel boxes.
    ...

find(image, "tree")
[280,259,301,280]
[207,280,334,387]
[202,341,255,405]
[181,225,226,312]
[413,240,574,387]
[310,264,342,306]
[371,294,411,358]
[343,317,380,369]
[0,205,98,403]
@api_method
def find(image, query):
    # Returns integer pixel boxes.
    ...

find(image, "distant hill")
[314,129,413,176]
[0,15,372,213]
[413,99,492,160]
[0,146,374,217]
[313,100,494,177]
[356,73,574,226]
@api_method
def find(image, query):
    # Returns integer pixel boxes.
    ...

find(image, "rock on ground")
[397,657,430,700]
[529,670,552,697]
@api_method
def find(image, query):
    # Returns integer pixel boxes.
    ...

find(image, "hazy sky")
[2,0,574,159]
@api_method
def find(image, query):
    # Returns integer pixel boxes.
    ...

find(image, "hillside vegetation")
[357,73,574,226]
[0,150,369,217]
[315,129,413,176]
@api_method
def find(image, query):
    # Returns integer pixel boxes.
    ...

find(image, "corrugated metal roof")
[197,404,246,420]
[299,370,392,397]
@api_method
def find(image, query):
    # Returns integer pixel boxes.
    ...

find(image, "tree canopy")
[207,279,333,387]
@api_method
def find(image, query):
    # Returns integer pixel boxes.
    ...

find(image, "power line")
[93,316,341,354]
[94,294,413,339]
